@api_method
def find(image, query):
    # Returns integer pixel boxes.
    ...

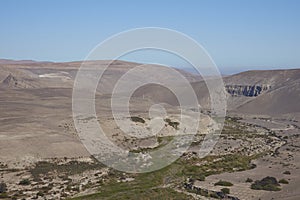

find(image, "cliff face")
[225,85,271,97]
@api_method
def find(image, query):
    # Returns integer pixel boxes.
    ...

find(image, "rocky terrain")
[225,85,271,97]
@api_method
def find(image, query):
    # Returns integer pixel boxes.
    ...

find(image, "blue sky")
[0,0,299,74]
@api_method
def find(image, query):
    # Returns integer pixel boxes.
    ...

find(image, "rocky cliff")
[225,85,271,97]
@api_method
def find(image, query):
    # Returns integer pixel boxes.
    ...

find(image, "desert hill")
[224,69,300,115]
[0,59,202,161]
[1,59,299,116]
[127,67,300,117]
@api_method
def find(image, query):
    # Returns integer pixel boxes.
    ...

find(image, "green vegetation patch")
[0,193,8,198]
[279,179,289,184]
[70,152,260,200]
[71,187,191,200]
[251,176,281,191]
[30,158,105,180]
[19,179,31,185]
[182,154,257,178]
[221,188,230,194]
[214,180,233,187]
[68,118,267,200]
[70,161,189,200]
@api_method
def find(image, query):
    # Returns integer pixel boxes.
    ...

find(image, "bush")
[19,179,31,185]
[0,182,7,193]
[251,176,281,191]
[209,192,220,198]
[197,175,206,181]
[0,193,8,198]
[221,188,230,194]
[214,180,233,187]
[169,121,179,129]
[164,118,179,129]
[279,179,289,184]
[246,178,253,183]
[130,116,145,123]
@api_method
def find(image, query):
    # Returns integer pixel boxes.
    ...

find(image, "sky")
[0,0,299,74]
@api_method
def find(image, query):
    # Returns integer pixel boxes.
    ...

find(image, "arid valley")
[0,59,299,200]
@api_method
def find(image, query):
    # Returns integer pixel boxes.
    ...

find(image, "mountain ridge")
[1,59,299,117]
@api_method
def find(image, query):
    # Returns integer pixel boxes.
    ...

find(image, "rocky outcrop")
[1,74,36,89]
[184,181,240,200]
[1,74,19,87]
[225,85,271,97]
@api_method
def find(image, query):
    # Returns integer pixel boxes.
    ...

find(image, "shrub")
[209,192,220,198]
[0,182,7,193]
[19,179,31,185]
[214,180,233,187]
[251,176,281,191]
[168,121,179,129]
[130,116,145,123]
[283,171,291,175]
[246,178,253,183]
[197,175,206,181]
[0,193,8,198]
[221,188,230,194]
[37,191,44,197]
[164,118,179,129]
[279,179,289,184]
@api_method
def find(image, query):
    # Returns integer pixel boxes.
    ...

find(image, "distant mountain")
[0,59,52,65]
[0,59,299,116]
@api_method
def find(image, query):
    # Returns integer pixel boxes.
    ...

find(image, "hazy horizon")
[1,0,300,74]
